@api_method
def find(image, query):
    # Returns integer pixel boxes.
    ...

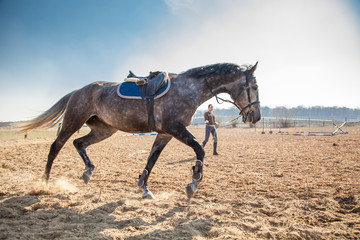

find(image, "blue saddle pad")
[117,79,171,100]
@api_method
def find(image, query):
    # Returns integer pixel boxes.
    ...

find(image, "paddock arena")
[0,126,359,239]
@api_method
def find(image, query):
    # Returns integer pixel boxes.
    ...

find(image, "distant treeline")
[261,106,360,121]
[0,122,13,127]
[195,106,360,121]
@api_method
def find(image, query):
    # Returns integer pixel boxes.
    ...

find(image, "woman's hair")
[208,104,213,108]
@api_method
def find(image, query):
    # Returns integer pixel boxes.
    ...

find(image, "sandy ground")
[0,126,359,239]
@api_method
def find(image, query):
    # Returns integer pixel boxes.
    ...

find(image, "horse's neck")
[174,74,237,109]
[196,76,233,105]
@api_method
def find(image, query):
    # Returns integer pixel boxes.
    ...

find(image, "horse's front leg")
[186,159,204,199]
[185,139,204,199]
[138,134,172,199]
[165,124,205,199]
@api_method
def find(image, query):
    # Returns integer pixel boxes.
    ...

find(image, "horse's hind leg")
[44,130,74,183]
[73,117,117,184]
[44,119,85,183]
[138,133,172,199]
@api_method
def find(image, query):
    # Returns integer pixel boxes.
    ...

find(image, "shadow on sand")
[0,193,213,239]
[166,156,210,166]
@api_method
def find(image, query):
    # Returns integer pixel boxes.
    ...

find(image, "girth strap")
[146,99,156,131]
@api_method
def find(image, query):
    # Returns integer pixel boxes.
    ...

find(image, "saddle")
[119,71,171,131]
[125,71,168,99]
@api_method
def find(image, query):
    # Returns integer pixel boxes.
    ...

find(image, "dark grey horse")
[20,62,261,199]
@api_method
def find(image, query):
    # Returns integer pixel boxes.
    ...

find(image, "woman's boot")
[213,142,220,155]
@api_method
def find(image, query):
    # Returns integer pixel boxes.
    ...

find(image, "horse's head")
[230,62,261,124]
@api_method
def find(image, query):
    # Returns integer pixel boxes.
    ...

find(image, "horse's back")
[68,78,194,133]
[76,81,151,132]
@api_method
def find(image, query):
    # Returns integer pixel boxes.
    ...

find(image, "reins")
[204,78,241,110]
[204,71,259,119]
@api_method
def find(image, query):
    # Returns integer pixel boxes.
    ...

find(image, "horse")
[20,62,261,199]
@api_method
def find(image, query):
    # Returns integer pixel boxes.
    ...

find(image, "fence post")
[345,117,348,133]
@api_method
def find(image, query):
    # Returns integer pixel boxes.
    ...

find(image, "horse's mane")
[180,63,241,79]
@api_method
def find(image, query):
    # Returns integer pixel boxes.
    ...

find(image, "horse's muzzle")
[243,109,261,124]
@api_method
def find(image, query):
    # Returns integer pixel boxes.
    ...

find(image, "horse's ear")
[249,61,258,75]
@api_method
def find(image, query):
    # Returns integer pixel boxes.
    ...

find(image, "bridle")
[205,71,260,116]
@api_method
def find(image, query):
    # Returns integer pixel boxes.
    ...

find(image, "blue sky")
[1,0,360,121]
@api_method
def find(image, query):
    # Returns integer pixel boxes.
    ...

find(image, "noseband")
[205,71,259,116]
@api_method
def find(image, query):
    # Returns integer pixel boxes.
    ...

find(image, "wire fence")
[204,116,360,135]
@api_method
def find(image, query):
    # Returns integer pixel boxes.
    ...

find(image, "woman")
[202,104,220,155]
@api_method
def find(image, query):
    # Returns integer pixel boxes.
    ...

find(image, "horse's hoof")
[82,172,91,184]
[142,190,155,199]
[185,181,198,199]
